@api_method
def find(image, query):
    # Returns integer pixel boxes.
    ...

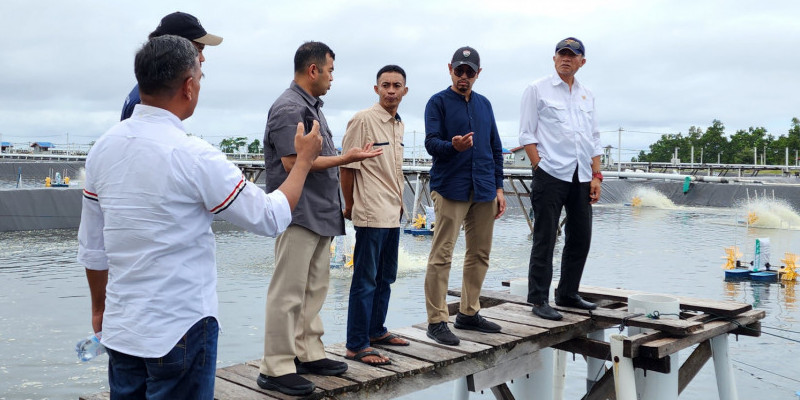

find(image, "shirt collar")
[370,103,402,123]
[550,73,582,90]
[131,104,186,132]
[290,80,324,109]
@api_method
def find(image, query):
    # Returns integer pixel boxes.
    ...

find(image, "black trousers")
[527,167,592,304]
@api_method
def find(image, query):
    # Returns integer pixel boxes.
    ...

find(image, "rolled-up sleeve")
[519,84,540,146]
[77,185,109,271]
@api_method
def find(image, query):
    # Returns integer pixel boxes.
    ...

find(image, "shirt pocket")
[540,99,568,124]
[578,103,593,131]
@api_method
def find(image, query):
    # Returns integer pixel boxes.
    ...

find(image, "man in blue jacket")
[423,46,506,346]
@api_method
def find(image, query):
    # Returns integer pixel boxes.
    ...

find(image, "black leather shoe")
[531,302,563,320]
[555,294,597,310]
[257,373,315,396]
[294,357,348,376]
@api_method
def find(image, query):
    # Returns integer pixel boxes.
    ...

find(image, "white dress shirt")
[519,74,602,183]
[77,104,292,357]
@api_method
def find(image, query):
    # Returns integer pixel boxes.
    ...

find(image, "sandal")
[345,349,391,366]
[369,333,410,346]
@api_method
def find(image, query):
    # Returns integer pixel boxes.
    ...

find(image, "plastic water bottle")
[76,332,106,362]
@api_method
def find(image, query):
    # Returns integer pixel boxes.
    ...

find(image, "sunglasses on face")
[453,65,477,78]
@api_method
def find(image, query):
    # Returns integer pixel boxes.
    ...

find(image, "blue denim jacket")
[424,87,503,202]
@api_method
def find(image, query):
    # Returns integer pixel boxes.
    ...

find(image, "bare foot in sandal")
[370,332,409,346]
[345,347,391,366]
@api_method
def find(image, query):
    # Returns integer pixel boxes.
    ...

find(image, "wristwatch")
[592,171,603,181]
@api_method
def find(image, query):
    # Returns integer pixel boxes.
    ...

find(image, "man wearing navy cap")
[519,37,602,321]
[423,46,506,346]
[120,12,222,120]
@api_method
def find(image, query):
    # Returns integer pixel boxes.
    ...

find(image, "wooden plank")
[217,363,325,400]
[576,285,753,317]
[325,342,434,377]
[214,375,277,400]
[391,325,494,355]
[240,360,357,394]
[622,331,668,358]
[479,302,589,333]
[678,340,712,394]
[453,288,705,336]
[638,310,765,358]
[79,393,111,400]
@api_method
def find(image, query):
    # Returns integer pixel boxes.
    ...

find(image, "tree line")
[634,118,800,165]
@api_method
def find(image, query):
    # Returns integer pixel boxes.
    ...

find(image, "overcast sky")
[1,0,799,161]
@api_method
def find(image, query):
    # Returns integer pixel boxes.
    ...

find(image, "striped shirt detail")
[83,189,99,202]
[210,178,246,214]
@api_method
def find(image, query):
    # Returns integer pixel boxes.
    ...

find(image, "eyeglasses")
[453,65,477,78]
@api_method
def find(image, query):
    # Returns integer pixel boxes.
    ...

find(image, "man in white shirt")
[78,35,321,399]
[518,37,602,321]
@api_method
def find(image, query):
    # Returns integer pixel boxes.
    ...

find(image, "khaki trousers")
[424,191,497,323]
[260,224,332,377]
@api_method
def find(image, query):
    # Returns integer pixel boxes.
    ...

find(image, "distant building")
[30,142,54,153]
[0,142,12,152]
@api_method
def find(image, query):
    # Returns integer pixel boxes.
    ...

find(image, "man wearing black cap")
[519,37,602,321]
[423,46,506,346]
[120,12,222,121]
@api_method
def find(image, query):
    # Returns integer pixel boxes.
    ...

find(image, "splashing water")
[629,186,676,209]
[741,198,800,230]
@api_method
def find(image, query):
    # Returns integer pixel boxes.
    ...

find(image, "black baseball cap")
[451,46,480,71]
[555,37,585,56]
[151,12,223,46]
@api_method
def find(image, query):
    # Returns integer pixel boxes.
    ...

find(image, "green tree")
[698,120,728,164]
[247,139,262,154]
[220,137,247,154]
[728,127,768,164]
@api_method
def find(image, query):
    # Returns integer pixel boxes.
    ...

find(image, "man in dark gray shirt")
[257,41,382,397]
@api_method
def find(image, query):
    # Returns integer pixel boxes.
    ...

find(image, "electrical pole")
[618,127,623,174]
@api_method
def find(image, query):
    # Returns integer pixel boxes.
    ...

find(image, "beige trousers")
[260,224,332,377]
[424,191,497,324]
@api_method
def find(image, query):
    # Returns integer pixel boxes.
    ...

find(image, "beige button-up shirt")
[341,103,404,228]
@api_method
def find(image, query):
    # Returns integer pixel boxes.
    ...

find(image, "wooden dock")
[80,285,764,400]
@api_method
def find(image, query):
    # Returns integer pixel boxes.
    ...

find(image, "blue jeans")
[107,317,219,400]
[346,227,399,352]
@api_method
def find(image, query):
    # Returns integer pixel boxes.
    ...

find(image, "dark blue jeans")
[346,227,399,352]
[528,167,592,304]
[107,317,219,400]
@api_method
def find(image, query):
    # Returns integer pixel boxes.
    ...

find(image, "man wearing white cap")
[120,12,222,120]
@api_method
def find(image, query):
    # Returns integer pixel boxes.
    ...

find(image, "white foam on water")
[741,197,800,230]
[629,186,677,209]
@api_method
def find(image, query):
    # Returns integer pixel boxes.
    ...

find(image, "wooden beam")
[576,285,752,317]
[553,336,670,374]
[490,383,516,400]
[678,340,712,394]
[582,367,617,400]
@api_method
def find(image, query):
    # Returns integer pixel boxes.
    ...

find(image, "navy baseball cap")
[555,37,585,56]
[151,12,223,46]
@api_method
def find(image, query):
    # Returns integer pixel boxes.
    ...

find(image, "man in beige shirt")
[340,65,409,366]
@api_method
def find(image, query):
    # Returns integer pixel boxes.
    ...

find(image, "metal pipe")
[610,334,637,400]
[452,376,469,400]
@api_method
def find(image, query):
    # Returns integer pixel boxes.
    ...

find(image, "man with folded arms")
[519,37,602,321]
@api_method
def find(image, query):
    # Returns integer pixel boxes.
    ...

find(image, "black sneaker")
[454,311,502,333]
[426,321,460,346]
[294,357,348,376]
[257,373,315,396]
